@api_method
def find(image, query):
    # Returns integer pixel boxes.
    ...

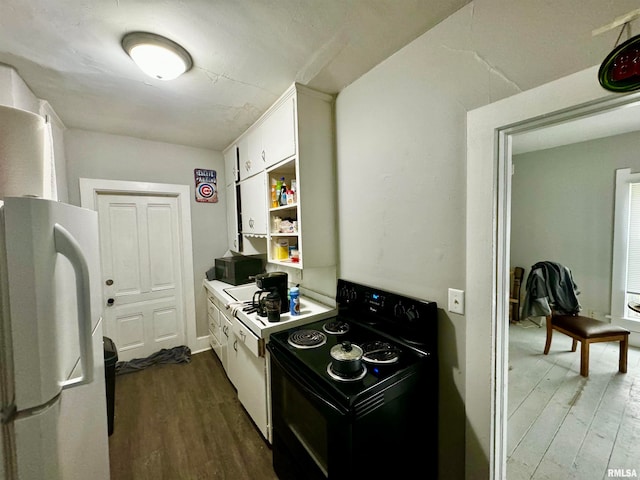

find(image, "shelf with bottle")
[268,161,297,210]
[270,237,301,267]
[271,214,298,234]
[269,204,297,213]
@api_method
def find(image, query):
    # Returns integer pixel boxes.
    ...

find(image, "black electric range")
[267,279,439,479]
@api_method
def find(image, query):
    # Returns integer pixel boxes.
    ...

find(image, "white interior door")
[97,194,185,362]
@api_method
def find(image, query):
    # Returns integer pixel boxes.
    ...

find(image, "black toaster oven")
[211,255,264,285]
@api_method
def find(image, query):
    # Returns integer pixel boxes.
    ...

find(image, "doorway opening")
[466,66,640,480]
[496,90,640,479]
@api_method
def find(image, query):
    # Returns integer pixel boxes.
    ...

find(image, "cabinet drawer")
[208,311,221,334]
[207,298,219,324]
[209,329,220,349]
[232,317,263,357]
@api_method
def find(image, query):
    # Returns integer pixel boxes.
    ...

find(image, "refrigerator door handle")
[53,223,94,388]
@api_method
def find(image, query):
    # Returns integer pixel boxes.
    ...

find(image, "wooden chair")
[509,267,525,322]
[544,312,630,377]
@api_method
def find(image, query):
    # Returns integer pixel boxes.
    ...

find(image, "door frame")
[79,178,197,355]
[466,65,640,479]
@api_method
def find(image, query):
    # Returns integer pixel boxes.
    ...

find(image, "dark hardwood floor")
[108,350,278,480]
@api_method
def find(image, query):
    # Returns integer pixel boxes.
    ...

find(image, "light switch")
[448,288,465,315]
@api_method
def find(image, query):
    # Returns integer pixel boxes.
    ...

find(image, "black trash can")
[103,337,118,436]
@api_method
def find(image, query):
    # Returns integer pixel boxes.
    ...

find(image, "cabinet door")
[220,311,229,373]
[207,294,222,358]
[236,341,268,440]
[226,319,238,388]
[223,145,238,186]
[238,132,263,180]
[262,95,296,168]
[239,173,267,235]
[226,184,240,252]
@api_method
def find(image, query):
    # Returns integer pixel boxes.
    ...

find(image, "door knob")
[107,298,115,306]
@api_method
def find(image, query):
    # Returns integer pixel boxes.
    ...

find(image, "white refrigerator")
[0,196,110,479]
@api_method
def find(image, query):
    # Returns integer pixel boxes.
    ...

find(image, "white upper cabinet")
[261,94,296,169]
[239,172,267,236]
[238,93,296,181]
[223,144,240,252]
[265,85,336,270]
[238,134,261,180]
[226,183,240,252]
[223,83,336,270]
[223,145,238,186]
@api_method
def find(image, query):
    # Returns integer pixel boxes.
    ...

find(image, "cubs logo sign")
[194,168,218,203]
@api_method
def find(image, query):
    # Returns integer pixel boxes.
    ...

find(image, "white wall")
[511,131,640,321]
[334,1,640,478]
[64,129,226,339]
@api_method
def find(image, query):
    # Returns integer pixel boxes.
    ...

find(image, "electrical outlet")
[448,288,465,315]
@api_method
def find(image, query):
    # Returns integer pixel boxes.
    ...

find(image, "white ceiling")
[0,0,470,151]
[512,99,640,155]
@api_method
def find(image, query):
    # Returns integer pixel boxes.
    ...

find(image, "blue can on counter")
[289,287,300,315]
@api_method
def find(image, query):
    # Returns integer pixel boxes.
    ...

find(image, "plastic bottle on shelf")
[291,179,297,203]
[271,181,278,208]
[272,216,282,232]
[275,177,282,206]
[280,177,287,206]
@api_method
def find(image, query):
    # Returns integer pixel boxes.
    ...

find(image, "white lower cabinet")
[205,286,269,442]
[232,317,268,440]
[222,311,236,387]
[207,294,222,357]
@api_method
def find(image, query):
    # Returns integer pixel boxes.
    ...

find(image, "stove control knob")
[406,305,419,323]
[394,302,406,318]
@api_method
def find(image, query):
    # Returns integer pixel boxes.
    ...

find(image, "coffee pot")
[264,290,282,322]
[252,289,270,316]
[255,271,289,313]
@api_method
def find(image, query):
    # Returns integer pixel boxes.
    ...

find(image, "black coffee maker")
[255,272,289,314]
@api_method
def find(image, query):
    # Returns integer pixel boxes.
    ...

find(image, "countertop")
[203,279,337,340]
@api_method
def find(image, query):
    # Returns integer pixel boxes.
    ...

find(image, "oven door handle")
[270,350,348,416]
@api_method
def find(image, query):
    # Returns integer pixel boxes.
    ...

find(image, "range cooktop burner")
[326,363,367,382]
[322,319,350,335]
[288,329,327,349]
[361,341,401,364]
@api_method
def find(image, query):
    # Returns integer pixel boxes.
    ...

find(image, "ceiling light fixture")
[122,32,193,81]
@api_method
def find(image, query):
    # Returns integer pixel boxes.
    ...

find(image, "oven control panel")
[337,279,438,349]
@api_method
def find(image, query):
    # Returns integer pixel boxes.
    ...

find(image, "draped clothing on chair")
[521,261,581,318]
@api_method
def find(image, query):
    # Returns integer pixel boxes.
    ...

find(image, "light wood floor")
[507,321,640,480]
[108,350,278,480]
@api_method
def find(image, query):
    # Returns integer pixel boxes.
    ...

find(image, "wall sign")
[598,33,640,92]
[194,168,218,203]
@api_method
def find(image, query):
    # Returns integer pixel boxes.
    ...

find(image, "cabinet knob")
[245,160,251,171]
[261,150,266,161]
[249,218,255,228]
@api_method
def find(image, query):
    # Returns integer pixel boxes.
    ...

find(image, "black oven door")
[269,347,354,480]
